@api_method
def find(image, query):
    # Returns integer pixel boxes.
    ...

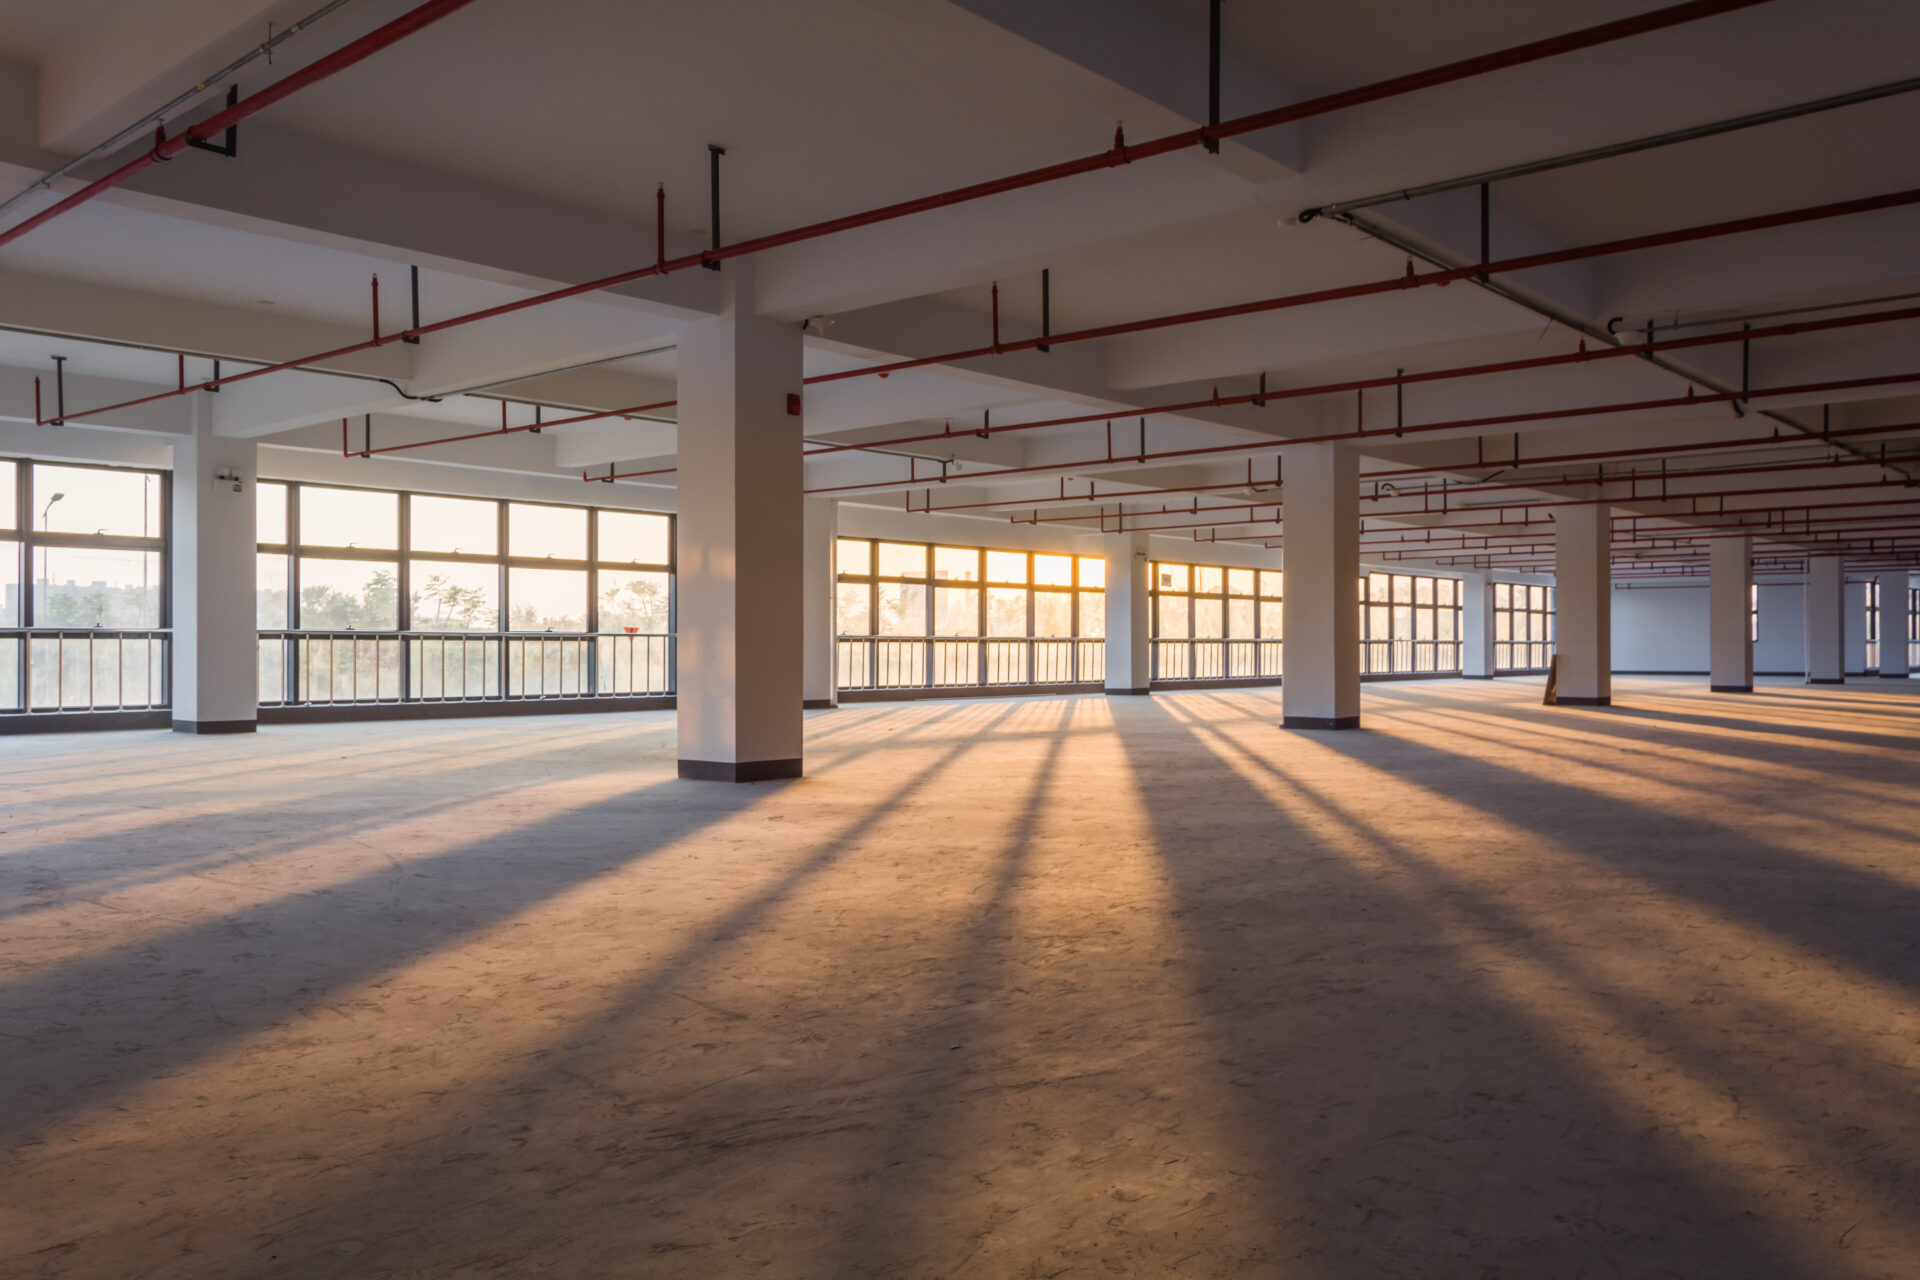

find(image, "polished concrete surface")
[2,676,1917,1278]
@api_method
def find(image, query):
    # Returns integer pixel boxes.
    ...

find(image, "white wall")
[1754,583,1804,675]
[1602,579,1873,677]
[1610,585,1710,672]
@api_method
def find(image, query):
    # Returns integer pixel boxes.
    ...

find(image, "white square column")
[1804,554,1845,684]
[1709,536,1754,693]
[1103,530,1152,694]
[1553,504,1612,706]
[170,411,259,733]
[676,260,806,781]
[1877,571,1911,678]
[1280,443,1360,728]
[803,496,838,708]
[1458,571,1494,678]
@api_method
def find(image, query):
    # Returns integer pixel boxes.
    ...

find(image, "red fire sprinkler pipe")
[0,0,482,249]
[36,0,1768,430]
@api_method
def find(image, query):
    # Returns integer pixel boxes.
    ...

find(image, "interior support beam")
[675,260,805,781]
[1103,530,1152,695]
[1554,504,1613,706]
[1709,535,1754,692]
[1279,443,1360,729]
[1803,554,1845,683]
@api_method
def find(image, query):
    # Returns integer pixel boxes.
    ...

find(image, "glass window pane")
[598,510,671,565]
[1369,605,1390,639]
[877,582,926,635]
[835,583,870,635]
[933,546,979,581]
[1227,567,1254,596]
[1530,585,1546,610]
[1229,599,1255,637]
[1369,572,1390,602]
[257,481,287,544]
[1077,556,1106,590]
[986,550,1027,584]
[301,486,397,549]
[1415,576,1434,605]
[598,569,670,632]
[256,553,287,628]
[1194,566,1223,595]
[1158,595,1189,638]
[1193,598,1224,638]
[0,539,17,626]
[1034,554,1073,587]
[34,465,162,539]
[298,557,398,629]
[934,586,978,635]
[878,542,927,578]
[1495,583,1511,608]
[412,495,499,555]
[509,504,587,560]
[986,587,1026,636]
[1495,613,1511,642]
[1078,591,1105,638]
[0,460,13,530]
[507,567,587,630]
[1437,578,1456,607]
[1415,608,1435,641]
[836,538,872,577]
[410,559,500,631]
[1392,575,1413,603]
[33,547,161,626]
[1260,601,1283,638]
[1155,563,1187,593]
[1034,590,1072,637]
[1260,569,1283,599]
[1438,609,1456,641]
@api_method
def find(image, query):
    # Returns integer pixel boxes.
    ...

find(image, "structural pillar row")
[1876,570,1911,678]
[1553,503,1611,706]
[1279,443,1360,729]
[1103,529,1152,694]
[170,407,258,733]
[1804,554,1845,684]
[1708,535,1753,693]
[802,496,838,708]
[676,259,806,780]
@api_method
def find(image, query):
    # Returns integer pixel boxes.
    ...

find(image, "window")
[1494,582,1555,672]
[1358,571,1463,674]
[1149,560,1284,679]
[2,459,169,715]
[836,538,1106,689]
[256,482,674,707]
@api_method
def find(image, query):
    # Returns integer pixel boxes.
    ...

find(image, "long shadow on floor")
[1308,702,1920,997]
[0,768,768,1152]
[1107,696,1826,1278]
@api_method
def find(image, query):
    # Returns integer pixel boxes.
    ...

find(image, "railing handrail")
[838,634,1096,642]
[0,626,171,636]
[260,628,675,638]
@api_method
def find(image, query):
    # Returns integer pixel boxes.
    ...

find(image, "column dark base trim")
[678,757,803,782]
[172,719,258,734]
[1462,674,1496,680]
[1105,687,1153,696]
[1553,696,1612,707]
[1807,677,1847,685]
[1710,684,1753,693]
[802,699,836,710]
[1282,714,1360,730]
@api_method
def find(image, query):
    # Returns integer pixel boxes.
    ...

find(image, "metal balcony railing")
[1361,639,1463,675]
[1151,638,1283,681]
[836,636,1104,691]
[0,628,170,713]
[258,631,674,706]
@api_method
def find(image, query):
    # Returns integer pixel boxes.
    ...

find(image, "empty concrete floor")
[3,677,1918,1278]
